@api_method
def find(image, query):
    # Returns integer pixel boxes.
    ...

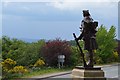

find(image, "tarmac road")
[51,65,119,79]
[33,64,119,80]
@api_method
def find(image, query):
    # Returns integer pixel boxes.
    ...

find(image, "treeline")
[0,25,119,79]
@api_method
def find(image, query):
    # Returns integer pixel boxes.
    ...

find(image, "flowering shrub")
[34,59,45,67]
[9,66,28,73]
[1,58,28,79]
[41,39,72,66]
[113,51,118,58]
[1,58,16,72]
[113,51,119,61]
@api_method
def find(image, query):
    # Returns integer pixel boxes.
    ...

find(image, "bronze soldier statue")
[75,10,98,68]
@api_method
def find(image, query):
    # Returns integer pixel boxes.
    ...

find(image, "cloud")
[2,0,119,2]
[2,1,12,7]
[2,0,118,40]
[2,0,118,13]
[2,1,117,22]
[22,6,30,11]
[46,0,118,10]
[45,0,118,20]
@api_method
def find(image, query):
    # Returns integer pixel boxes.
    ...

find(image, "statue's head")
[83,10,90,17]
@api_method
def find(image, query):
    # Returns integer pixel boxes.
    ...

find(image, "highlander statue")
[73,10,98,68]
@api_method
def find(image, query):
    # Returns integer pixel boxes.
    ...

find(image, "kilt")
[83,34,98,51]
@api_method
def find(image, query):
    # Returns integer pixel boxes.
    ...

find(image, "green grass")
[21,67,72,78]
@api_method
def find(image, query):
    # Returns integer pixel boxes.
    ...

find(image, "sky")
[1,0,119,40]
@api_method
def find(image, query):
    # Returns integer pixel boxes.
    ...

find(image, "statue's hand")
[75,38,79,41]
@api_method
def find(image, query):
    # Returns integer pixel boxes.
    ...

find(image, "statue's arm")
[76,31,83,41]
[76,20,84,41]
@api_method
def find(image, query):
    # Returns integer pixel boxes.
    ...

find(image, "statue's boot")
[87,50,94,68]
[87,61,93,67]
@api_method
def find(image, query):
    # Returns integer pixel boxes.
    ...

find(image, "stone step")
[72,77,106,80]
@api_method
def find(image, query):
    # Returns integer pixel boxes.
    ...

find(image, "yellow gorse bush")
[9,66,28,73]
[1,58,16,71]
[34,59,45,67]
[93,50,97,53]
[1,58,28,74]
[113,51,119,59]
[2,58,16,66]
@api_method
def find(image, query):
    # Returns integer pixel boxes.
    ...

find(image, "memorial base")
[72,66,106,80]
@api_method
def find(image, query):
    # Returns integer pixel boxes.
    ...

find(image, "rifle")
[73,33,87,67]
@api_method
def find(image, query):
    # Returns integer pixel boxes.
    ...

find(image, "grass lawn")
[2,62,119,79]
[21,67,72,78]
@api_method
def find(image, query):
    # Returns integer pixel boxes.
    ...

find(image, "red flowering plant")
[41,39,72,67]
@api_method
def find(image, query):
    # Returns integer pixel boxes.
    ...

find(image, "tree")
[70,46,83,66]
[2,36,45,66]
[2,36,26,60]
[96,25,117,63]
[41,39,72,67]
[16,40,45,66]
[0,38,1,51]
[68,40,76,46]
[118,40,120,62]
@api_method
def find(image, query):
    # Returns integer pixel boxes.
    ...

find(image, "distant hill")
[18,38,40,43]
[68,40,76,46]
[117,39,120,42]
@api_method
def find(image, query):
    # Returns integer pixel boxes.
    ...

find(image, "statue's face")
[83,10,89,13]
[83,10,90,17]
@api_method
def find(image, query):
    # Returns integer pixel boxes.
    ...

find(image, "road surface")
[52,65,119,79]
[34,64,119,80]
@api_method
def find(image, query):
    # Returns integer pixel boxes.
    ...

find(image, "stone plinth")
[72,66,106,80]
